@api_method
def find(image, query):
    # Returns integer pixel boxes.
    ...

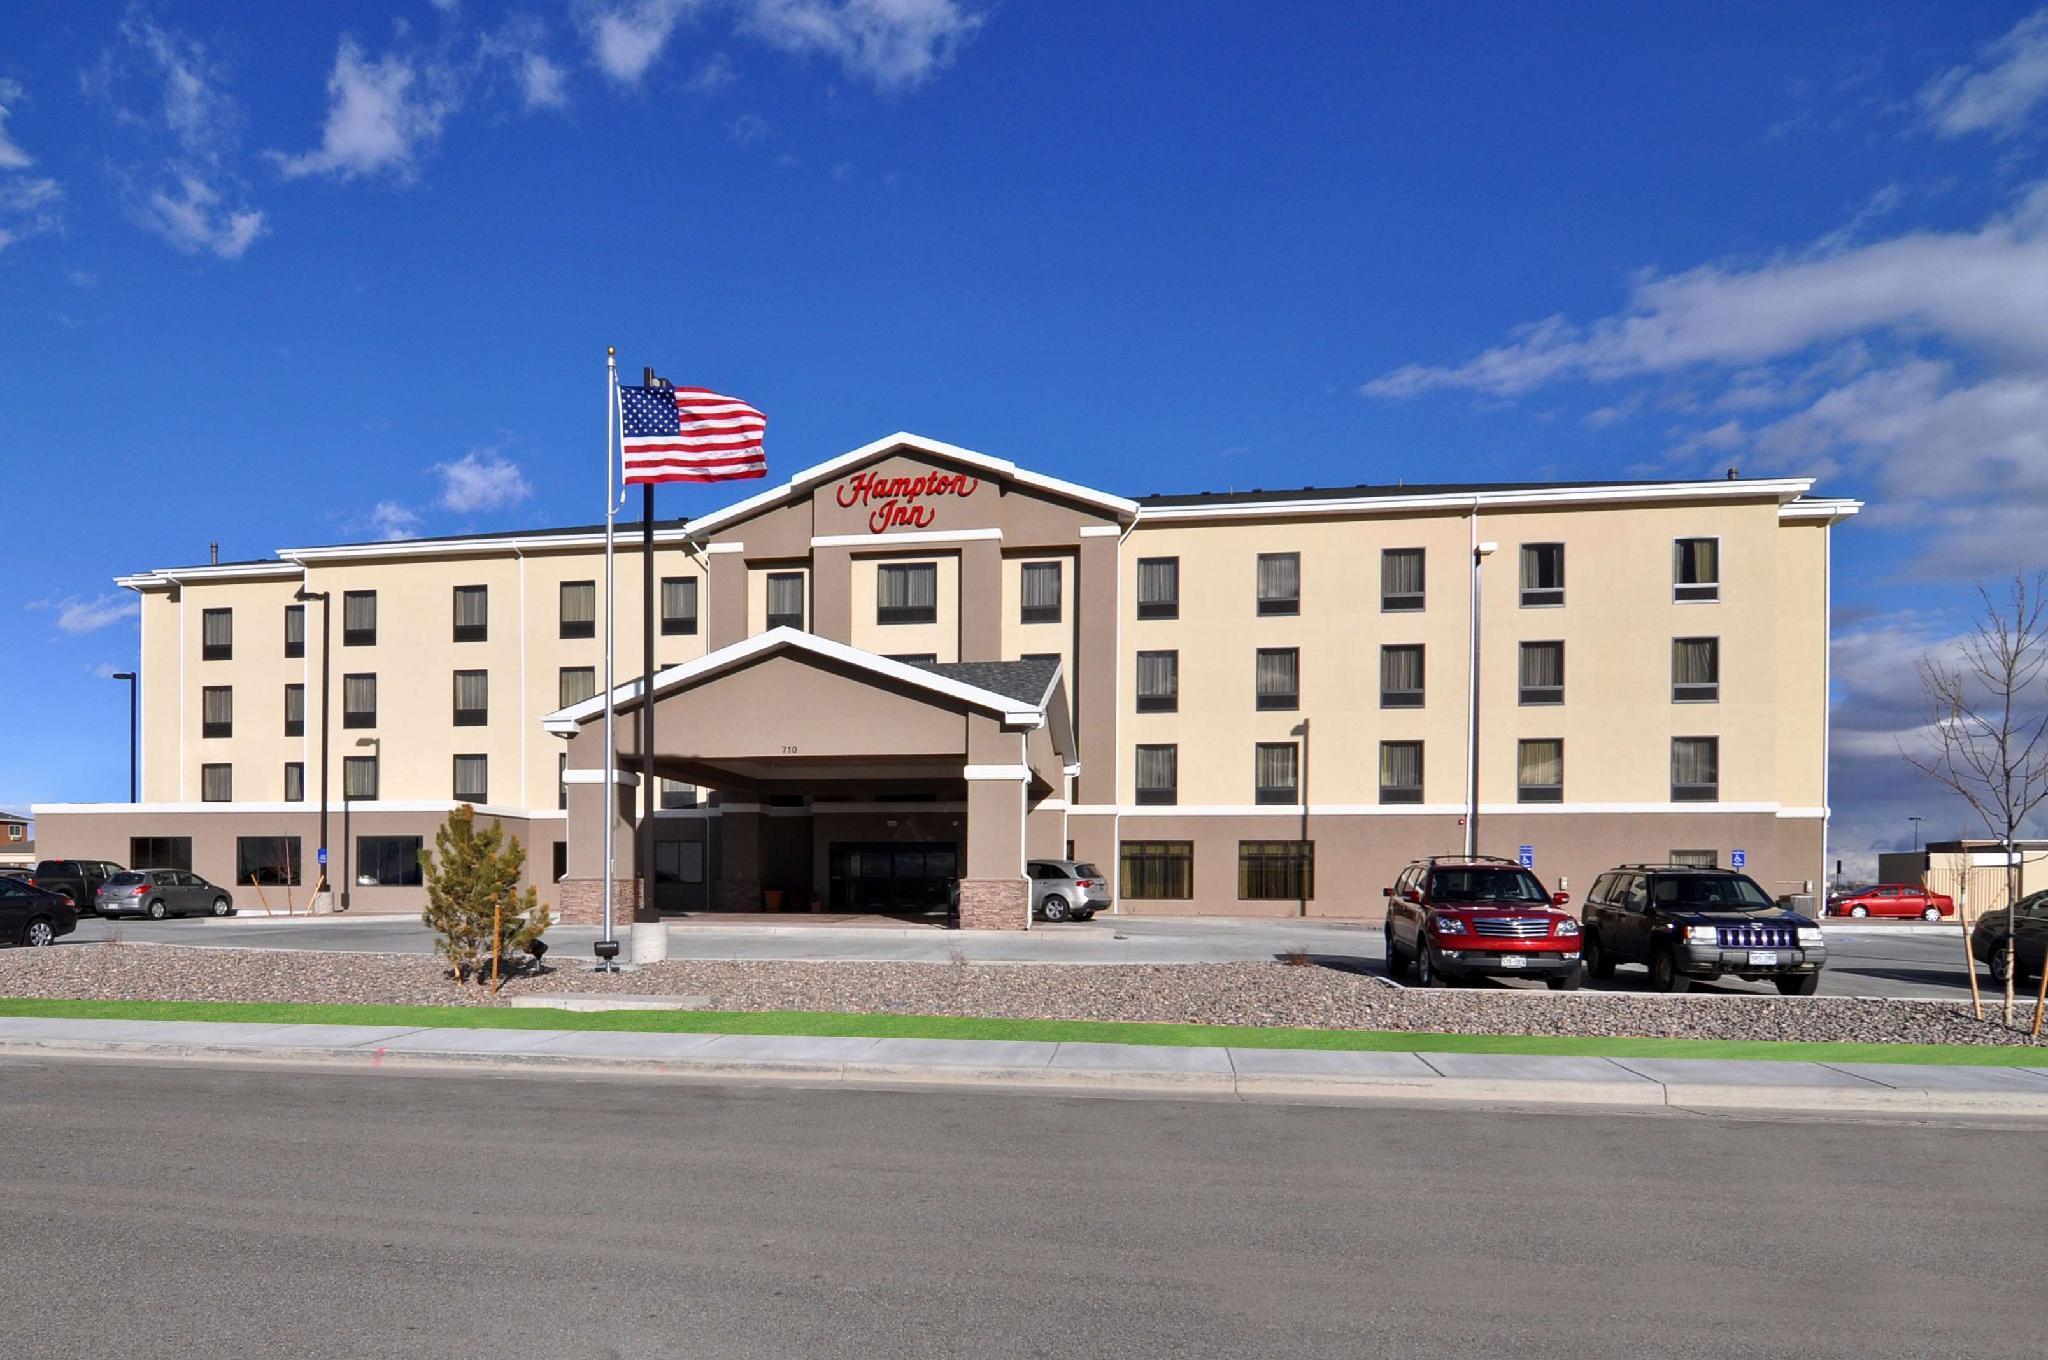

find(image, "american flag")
[618,383,767,484]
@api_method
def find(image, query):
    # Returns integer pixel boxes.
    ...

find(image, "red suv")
[1383,855,1583,989]
[1828,884,1954,921]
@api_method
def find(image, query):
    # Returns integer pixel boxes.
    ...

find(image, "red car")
[1383,855,1583,989]
[1829,884,1954,921]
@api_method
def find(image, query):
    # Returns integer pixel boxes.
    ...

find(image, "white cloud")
[520,51,569,109]
[273,37,458,181]
[689,51,738,92]
[435,450,533,513]
[144,173,265,258]
[586,0,703,84]
[0,175,62,253]
[742,0,984,90]
[0,77,36,170]
[34,594,142,636]
[1919,9,2048,139]
[371,501,423,540]
[729,111,770,146]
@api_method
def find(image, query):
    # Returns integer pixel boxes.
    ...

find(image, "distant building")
[0,810,32,867]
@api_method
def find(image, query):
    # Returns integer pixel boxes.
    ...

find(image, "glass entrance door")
[827,842,959,915]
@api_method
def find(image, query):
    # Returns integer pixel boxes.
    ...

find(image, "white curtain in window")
[344,756,378,799]
[201,765,232,801]
[454,755,487,802]
[1139,557,1178,607]
[560,581,595,625]
[767,573,804,621]
[1136,650,1178,699]
[284,605,304,650]
[1380,741,1422,790]
[1673,638,1718,686]
[663,576,699,623]
[1518,739,1563,788]
[1672,737,1718,787]
[284,764,304,802]
[1022,562,1062,612]
[203,609,232,649]
[1382,548,1423,598]
[344,674,376,716]
[1520,642,1563,689]
[455,670,488,712]
[344,591,376,633]
[1256,648,1299,697]
[1258,553,1300,602]
[285,685,304,726]
[1521,544,1564,591]
[1136,744,1177,791]
[1676,538,1719,584]
[1381,645,1423,694]
[203,687,232,725]
[878,563,937,610]
[559,668,596,706]
[1255,742,1298,792]
[455,586,488,630]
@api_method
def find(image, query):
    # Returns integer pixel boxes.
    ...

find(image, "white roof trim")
[119,562,308,590]
[1779,498,1863,522]
[682,432,1140,540]
[31,800,544,818]
[540,626,1046,734]
[1133,477,1819,522]
[283,527,701,563]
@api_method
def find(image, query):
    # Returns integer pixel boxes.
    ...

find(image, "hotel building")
[35,433,1859,928]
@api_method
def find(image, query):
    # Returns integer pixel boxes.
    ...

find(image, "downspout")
[1464,496,1481,858]
[1110,510,1140,911]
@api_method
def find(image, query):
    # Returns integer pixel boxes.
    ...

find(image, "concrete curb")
[4,1032,2045,1118]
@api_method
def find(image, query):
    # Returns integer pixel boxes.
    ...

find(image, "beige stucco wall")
[848,552,962,661]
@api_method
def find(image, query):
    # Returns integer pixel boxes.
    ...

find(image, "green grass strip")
[0,995,2041,1065]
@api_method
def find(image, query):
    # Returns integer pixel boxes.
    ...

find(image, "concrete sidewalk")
[3,1015,2045,1116]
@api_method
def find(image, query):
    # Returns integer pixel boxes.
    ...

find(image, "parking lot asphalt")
[56,912,1992,1001]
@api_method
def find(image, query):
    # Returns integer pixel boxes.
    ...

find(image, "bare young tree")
[1904,572,2048,1025]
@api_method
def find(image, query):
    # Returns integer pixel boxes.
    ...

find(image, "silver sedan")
[97,870,235,919]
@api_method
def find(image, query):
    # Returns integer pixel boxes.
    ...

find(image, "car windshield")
[1073,864,1103,879]
[1427,868,1549,904]
[1654,875,1775,909]
[107,872,148,886]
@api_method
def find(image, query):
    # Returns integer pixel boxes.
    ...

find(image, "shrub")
[420,804,552,989]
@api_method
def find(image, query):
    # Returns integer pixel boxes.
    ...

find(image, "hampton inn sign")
[834,469,983,533]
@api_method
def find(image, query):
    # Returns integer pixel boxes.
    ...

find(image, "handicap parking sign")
[1730,849,1747,869]
[1517,844,1534,869]
[317,847,328,866]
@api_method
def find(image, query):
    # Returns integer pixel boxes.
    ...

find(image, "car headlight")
[1553,918,1581,937]
[1430,915,1467,935]
[1797,927,1824,946]
[1683,924,1720,946]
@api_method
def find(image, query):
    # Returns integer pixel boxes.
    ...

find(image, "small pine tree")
[420,804,552,988]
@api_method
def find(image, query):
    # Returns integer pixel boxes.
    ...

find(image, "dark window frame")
[1119,841,1193,900]
[765,571,806,630]
[452,669,489,727]
[1135,649,1179,714]
[355,835,424,888]
[1019,560,1063,625]
[1134,743,1178,806]
[284,762,305,803]
[453,584,488,643]
[1379,740,1424,804]
[342,673,376,729]
[1671,736,1720,803]
[1520,543,1565,607]
[201,607,233,661]
[1255,647,1300,711]
[1674,537,1721,604]
[201,685,233,739]
[200,763,232,802]
[1137,556,1180,620]
[876,562,939,626]
[1518,640,1565,706]
[1238,840,1315,901]
[452,754,488,805]
[284,683,305,737]
[1381,547,1425,612]
[1256,552,1301,616]
[283,604,305,658]
[660,576,700,636]
[1517,738,1564,804]
[1672,636,1721,704]
[343,755,379,801]
[1380,643,1425,709]
[1254,741,1300,805]
[129,836,193,872]
[235,835,303,887]
[342,590,377,646]
[559,580,597,639]
[559,666,597,709]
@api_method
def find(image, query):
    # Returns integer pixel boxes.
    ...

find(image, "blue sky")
[6,1,2048,870]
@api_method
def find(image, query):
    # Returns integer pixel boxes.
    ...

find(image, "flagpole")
[639,368,660,931]
[602,346,619,959]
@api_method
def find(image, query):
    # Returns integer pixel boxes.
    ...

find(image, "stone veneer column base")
[555,878,645,928]
[713,877,764,912]
[956,878,1029,931]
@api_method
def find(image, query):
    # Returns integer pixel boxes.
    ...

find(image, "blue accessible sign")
[317,847,328,867]
[1518,844,1535,869]
[1730,849,1747,869]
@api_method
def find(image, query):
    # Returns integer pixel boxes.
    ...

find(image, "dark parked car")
[0,876,79,947]
[31,859,123,914]
[96,869,235,919]
[1581,864,1827,994]
[1383,855,1584,989]
[1971,890,2048,986]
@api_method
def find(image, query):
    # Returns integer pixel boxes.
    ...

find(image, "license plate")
[1499,955,1526,969]
[1748,950,1779,967]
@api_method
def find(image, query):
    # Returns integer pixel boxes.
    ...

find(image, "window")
[453,670,488,726]
[342,590,377,646]
[1382,548,1425,611]
[284,683,305,737]
[558,753,568,810]
[1380,644,1424,708]
[766,572,805,630]
[559,666,596,708]
[1256,648,1300,710]
[201,764,232,802]
[1255,742,1299,805]
[284,762,305,803]
[453,585,488,642]
[1673,637,1720,703]
[1671,849,1719,868]
[1239,841,1314,900]
[1135,744,1178,806]
[560,580,596,638]
[659,779,697,810]
[1135,650,1178,713]
[1519,641,1564,705]
[1672,737,1719,802]
[656,840,706,886]
[1517,739,1563,803]
[236,836,302,887]
[661,577,699,635]
[201,686,233,738]
[453,754,488,804]
[552,842,568,884]
[283,604,305,658]
[343,673,376,729]
[886,653,938,664]
[1520,543,1564,606]
[1120,841,1193,900]
[343,755,379,800]
[877,563,938,625]
[1675,538,1720,603]
[129,837,192,872]
[1380,741,1424,804]
[202,607,232,660]
[1137,557,1180,619]
[356,835,423,887]
[1256,552,1300,615]
[1020,561,1063,624]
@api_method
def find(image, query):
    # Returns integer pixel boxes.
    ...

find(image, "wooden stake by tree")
[420,804,552,990]
[1903,572,2048,1026]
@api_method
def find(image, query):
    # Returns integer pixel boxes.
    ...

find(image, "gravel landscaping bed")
[2,944,2043,1046]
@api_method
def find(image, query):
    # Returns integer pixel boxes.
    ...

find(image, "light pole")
[1291,718,1311,918]
[342,736,379,912]
[111,671,137,802]
[1909,815,1925,853]
[294,588,332,904]
[1465,536,1498,857]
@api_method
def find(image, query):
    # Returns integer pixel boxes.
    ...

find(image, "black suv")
[1581,864,1826,995]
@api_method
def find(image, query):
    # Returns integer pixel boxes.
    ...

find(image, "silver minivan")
[97,869,235,919]
[1027,860,1112,922]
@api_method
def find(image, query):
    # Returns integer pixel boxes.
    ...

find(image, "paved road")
[0,1058,2040,1359]
[64,912,1990,999]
